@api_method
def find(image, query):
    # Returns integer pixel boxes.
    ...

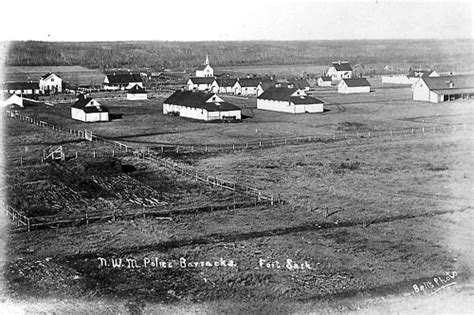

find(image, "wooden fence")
[8,197,269,233]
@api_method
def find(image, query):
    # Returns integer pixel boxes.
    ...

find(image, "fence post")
[20,156,23,167]
[93,150,96,158]
[368,131,371,137]
[422,127,425,134]
[27,218,31,232]
[176,146,179,154]
[112,149,115,157]
[205,145,208,152]
[390,130,393,137]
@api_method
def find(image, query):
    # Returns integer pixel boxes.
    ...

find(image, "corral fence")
[5,197,269,233]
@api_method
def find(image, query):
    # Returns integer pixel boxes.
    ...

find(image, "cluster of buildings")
[3,55,473,123]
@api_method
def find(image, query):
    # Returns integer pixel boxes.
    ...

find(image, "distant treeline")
[5,39,474,73]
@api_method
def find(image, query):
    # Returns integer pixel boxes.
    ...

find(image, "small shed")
[3,94,24,107]
[71,96,109,122]
[317,76,332,87]
[338,78,371,94]
[127,85,148,100]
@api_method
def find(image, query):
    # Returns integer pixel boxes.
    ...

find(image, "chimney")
[247,73,250,79]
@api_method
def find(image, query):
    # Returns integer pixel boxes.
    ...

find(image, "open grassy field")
[3,66,105,87]
[3,76,474,312]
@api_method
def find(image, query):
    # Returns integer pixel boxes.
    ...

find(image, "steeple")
[205,55,210,66]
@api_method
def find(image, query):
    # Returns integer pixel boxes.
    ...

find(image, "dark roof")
[331,62,353,72]
[422,75,474,91]
[127,85,147,94]
[41,72,60,79]
[291,80,310,89]
[72,97,109,113]
[2,82,39,90]
[319,76,332,81]
[236,78,263,87]
[407,69,435,78]
[188,77,216,84]
[105,73,142,85]
[342,78,370,87]
[290,95,323,104]
[216,78,237,87]
[163,90,241,112]
[258,86,297,101]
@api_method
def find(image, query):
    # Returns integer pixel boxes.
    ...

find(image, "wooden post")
[368,131,371,137]
[259,141,262,147]
[93,150,96,158]
[27,218,31,232]
[112,149,115,157]
[176,146,179,154]
[390,130,393,137]
[422,127,425,134]
[232,144,235,151]
[205,145,208,152]
[20,156,23,167]
[412,128,414,134]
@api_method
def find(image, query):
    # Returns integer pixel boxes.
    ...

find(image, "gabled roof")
[236,78,263,87]
[105,72,142,84]
[72,97,109,113]
[290,95,323,105]
[2,82,40,90]
[258,86,298,101]
[407,69,436,78]
[164,90,241,112]
[127,85,147,94]
[216,78,237,87]
[319,76,332,81]
[41,72,61,80]
[421,75,474,91]
[188,77,216,85]
[331,62,353,72]
[341,78,370,87]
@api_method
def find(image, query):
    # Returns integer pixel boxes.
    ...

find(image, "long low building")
[412,75,474,103]
[257,86,324,114]
[338,78,371,94]
[163,90,241,121]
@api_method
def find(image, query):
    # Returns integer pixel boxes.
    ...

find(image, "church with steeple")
[195,55,214,77]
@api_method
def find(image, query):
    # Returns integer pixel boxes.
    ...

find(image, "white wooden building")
[163,90,241,121]
[195,55,214,77]
[338,78,371,94]
[317,76,332,87]
[2,82,41,95]
[103,72,143,90]
[39,72,62,93]
[412,75,474,103]
[71,96,109,122]
[216,78,237,94]
[1,94,24,107]
[257,86,324,114]
[233,78,264,96]
[326,61,353,81]
[187,77,218,92]
[126,85,148,100]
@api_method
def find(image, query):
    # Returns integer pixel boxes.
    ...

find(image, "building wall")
[326,67,353,81]
[163,103,241,121]
[257,99,323,113]
[71,108,109,122]
[317,79,332,87]
[338,82,370,94]
[127,93,148,100]
[218,86,233,94]
[71,108,86,121]
[234,84,258,95]
[412,79,431,102]
[381,75,412,84]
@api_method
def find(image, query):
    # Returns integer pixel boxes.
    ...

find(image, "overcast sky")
[0,0,472,41]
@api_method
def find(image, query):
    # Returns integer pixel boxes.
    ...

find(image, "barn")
[103,72,143,90]
[195,55,214,77]
[126,85,148,100]
[412,75,474,103]
[338,78,371,94]
[326,61,353,81]
[163,90,241,121]
[317,76,332,87]
[257,86,324,114]
[71,96,109,122]
[39,72,62,93]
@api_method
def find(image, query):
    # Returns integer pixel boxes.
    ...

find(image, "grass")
[3,77,474,311]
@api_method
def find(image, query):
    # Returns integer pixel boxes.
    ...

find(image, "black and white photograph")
[0,0,473,313]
